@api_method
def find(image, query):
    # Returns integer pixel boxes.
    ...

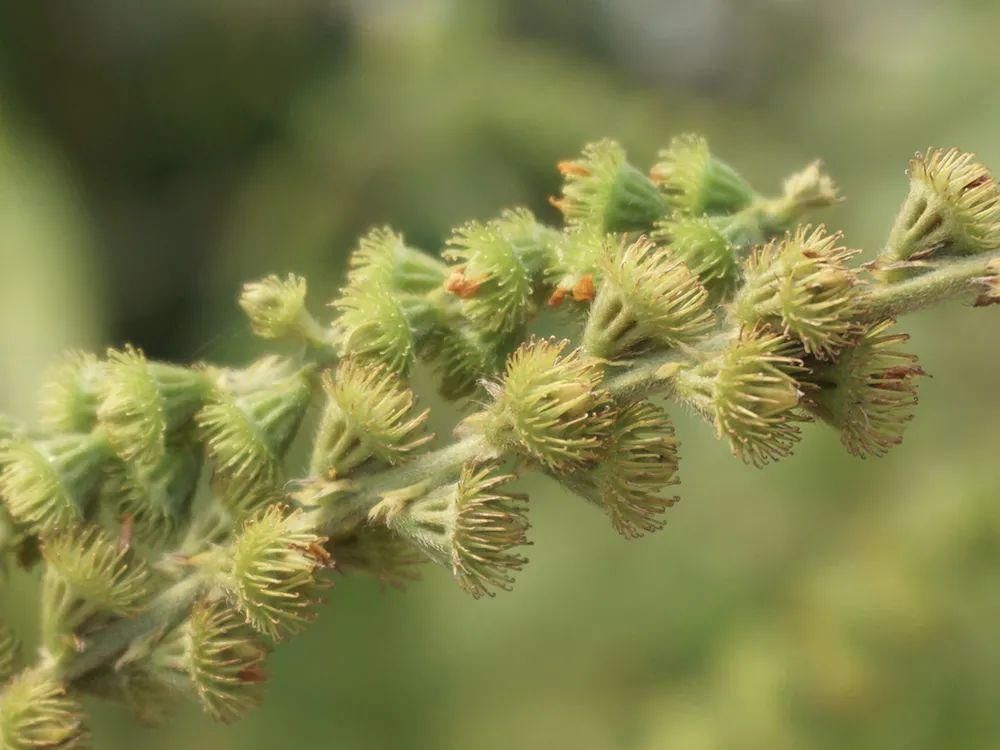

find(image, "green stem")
[863,251,1000,318]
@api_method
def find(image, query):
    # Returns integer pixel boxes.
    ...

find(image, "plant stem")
[863,251,1000,318]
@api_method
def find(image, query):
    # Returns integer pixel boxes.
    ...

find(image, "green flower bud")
[804,320,923,457]
[444,208,558,332]
[650,134,754,215]
[0,620,20,681]
[734,226,861,359]
[565,401,679,538]
[880,147,1000,275]
[420,324,507,399]
[239,274,313,341]
[546,227,604,307]
[675,331,806,467]
[156,598,267,723]
[552,139,667,232]
[346,227,448,294]
[652,215,740,303]
[0,432,112,533]
[38,353,105,433]
[216,505,329,640]
[333,281,434,374]
[483,339,614,471]
[381,464,529,598]
[98,346,210,464]
[104,441,202,544]
[310,360,430,478]
[0,670,87,750]
[41,526,150,659]
[198,358,313,501]
[329,526,425,590]
[582,236,714,359]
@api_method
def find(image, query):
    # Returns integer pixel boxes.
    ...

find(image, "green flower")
[652,215,740,303]
[552,139,667,232]
[382,464,529,598]
[310,359,431,478]
[483,339,614,471]
[734,225,861,359]
[582,236,714,359]
[804,320,923,457]
[880,147,1000,275]
[239,274,313,341]
[0,670,87,750]
[38,352,105,433]
[650,134,754,215]
[565,401,680,538]
[346,227,448,294]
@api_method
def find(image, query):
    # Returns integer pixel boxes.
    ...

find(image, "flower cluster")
[1,135,998,740]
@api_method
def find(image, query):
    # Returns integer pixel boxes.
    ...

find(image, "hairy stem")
[864,251,1000,318]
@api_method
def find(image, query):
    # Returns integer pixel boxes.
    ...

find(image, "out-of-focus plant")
[1,136,999,745]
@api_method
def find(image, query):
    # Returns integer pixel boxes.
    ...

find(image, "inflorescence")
[2,137,999,743]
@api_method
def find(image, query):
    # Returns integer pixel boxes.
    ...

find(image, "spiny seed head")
[484,339,614,471]
[735,225,862,359]
[881,147,1000,272]
[239,274,310,341]
[310,359,431,478]
[650,134,754,215]
[0,620,20,680]
[653,215,740,303]
[444,208,556,331]
[546,227,605,307]
[332,280,421,374]
[221,505,329,640]
[804,320,923,458]
[165,598,268,723]
[42,525,151,617]
[582,236,715,359]
[346,226,447,293]
[103,442,202,545]
[0,432,110,534]
[0,671,87,750]
[330,526,426,591]
[199,358,313,491]
[552,139,667,232]
[677,331,806,467]
[38,352,105,433]
[97,346,209,464]
[384,464,529,598]
[570,401,680,539]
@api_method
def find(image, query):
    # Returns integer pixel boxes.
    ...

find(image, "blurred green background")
[3,1,1000,748]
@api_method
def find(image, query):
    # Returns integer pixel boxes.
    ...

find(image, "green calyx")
[675,331,806,467]
[310,359,431,478]
[879,147,1000,278]
[734,225,862,359]
[0,431,112,533]
[98,346,210,465]
[0,670,88,750]
[483,338,614,471]
[804,319,923,457]
[39,353,106,433]
[380,464,529,598]
[554,139,667,232]
[650,134,754,216]
[347,226,448,294]
[582,236,715,359]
